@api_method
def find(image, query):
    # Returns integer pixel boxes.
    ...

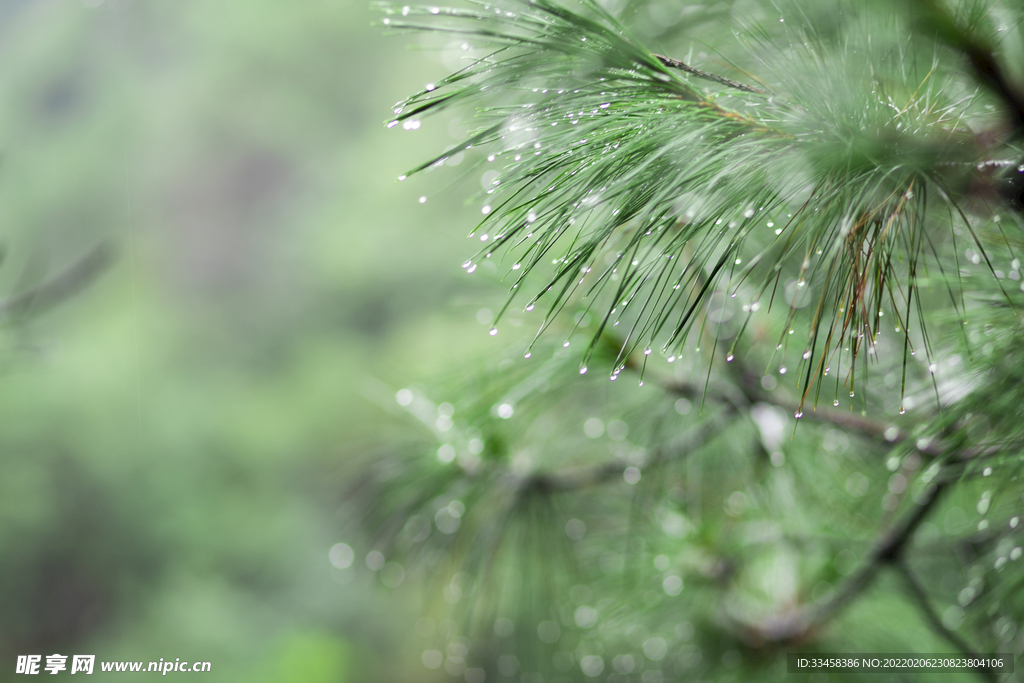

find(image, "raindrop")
[833,400,840,406]
[398,175,407,181]
[645,348,652,355]
[779,367,787,374]
[579,367,588,375]
[983,467,992,476]
[419,196,427,204]
[489,328,498,336]
[563,341,571,348]
[795,411,803,418]
[802,350,811,359]
[482,205,492,215]
[526,304,535,312]
[899,407,905,414]
[726,354,734,362]
[467,264,477,273]
[928,363,937,373]
[524,352,532,359]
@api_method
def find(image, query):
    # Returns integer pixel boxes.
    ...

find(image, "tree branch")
[895,561,998,683]
[653,54,764,95]
[525,408,732,492]
[734,478,948,644]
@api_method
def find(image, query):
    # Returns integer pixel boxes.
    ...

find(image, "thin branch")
[526,408,732,492]
[734,478,948,644]
[895,561,998,683]
[653,54,765,95]
[0,243,115,320]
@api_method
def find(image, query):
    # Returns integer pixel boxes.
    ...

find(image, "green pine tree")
[368,1,1024,680]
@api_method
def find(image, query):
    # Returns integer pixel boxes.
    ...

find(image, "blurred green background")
[0,1,498,680]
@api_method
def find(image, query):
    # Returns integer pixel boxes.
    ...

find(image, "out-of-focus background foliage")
[0,1,496,680]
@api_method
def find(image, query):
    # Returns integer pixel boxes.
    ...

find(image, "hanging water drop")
[524,352,532,359]
[526,304,535,312]
[644,348,652,355]
[419,196,427,204]
[779,367,787,374]
[802,350,811,359]
[833,399,839,407]
[563,341,570,348]
[467,264,477,273]
[928,363,937,373]
[489,328,498,336]
[899,407,905,414]
[794,411,803,418]
[726,354,734,362]
[579,367,588,375]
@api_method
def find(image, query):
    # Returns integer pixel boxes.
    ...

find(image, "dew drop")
[833,399,840,406]
[899,407,905,414]
[802,350,811,359]
[564,341,571,348]
[467,264,477,273]
[849,391,855,398]
[526,304,535,312]
[524,352,532,359]
[398,175,407,181]
[794,411,803,418]
[983,467,992,476]
[579,367,588,374]
[489,328,498,336]
[779,367,787,375]
[928,363,937,374]
[668,356,676,362]
[419,196,427,204]
[644,348,652,355]
[726,354,734,362]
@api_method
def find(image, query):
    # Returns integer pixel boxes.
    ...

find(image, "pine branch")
[895,561,998,682]
[652,54,765,95]
[735,477,948,644]
[527,408,732,491]
[914,0,1024,137]
[0,243,115,320]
